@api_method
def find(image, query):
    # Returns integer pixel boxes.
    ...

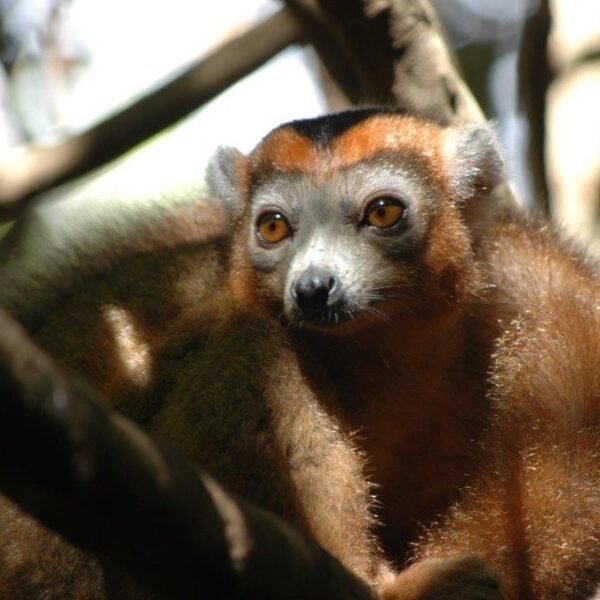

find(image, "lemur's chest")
[311,323,489,560]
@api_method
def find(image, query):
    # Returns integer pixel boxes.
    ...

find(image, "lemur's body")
[0,110,599,599]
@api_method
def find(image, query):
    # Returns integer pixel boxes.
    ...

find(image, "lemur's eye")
[256,212,292,244]
[364,197,406,230]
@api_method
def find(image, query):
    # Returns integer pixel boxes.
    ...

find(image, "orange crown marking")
[248,114,446,186]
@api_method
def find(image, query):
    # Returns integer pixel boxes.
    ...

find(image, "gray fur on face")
[246,159,436,327]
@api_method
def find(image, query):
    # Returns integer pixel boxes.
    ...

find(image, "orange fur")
[250,115,445,185]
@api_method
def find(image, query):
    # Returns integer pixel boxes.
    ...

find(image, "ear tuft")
[205,146,246,219]
[442,123,506,202]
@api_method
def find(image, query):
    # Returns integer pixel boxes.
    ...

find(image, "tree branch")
[0,8,304,223]
[0,310,376,599]
[284,0,484,124]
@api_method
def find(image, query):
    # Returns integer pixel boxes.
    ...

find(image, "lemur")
[0,109,599,599]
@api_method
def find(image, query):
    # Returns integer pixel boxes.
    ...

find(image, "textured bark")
[0,310,375,599]
[284,0,483,124]
[0,8,303,223]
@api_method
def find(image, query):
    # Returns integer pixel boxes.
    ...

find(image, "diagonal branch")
[284,0,483,124]
[0,8,304,223]
[0,309,376,600]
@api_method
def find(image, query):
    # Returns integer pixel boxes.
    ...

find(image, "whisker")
[365,305,392,324]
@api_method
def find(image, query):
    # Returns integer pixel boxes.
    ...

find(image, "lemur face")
[246,160,432,329]
[208,109,504,331]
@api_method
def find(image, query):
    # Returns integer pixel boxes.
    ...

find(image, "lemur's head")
[207,109,504,332]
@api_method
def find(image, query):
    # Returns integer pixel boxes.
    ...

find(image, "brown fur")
[408,219,600,599]
[0,112,599,599]
[148,298,389,583]
[230,114,600,598]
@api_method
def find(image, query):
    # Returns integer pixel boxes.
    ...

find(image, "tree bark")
[284,0,483,124]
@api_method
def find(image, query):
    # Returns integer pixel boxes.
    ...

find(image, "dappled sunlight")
[103,303,152,389]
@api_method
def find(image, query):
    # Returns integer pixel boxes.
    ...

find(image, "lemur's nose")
[293,269,338,312]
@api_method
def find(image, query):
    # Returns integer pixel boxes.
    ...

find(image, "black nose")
[293,269,338,313]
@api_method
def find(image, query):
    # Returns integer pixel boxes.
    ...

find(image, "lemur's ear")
[206,146,246,219]
[441,123,505,202]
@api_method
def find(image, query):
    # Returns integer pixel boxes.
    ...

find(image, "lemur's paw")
[378,555,505,600]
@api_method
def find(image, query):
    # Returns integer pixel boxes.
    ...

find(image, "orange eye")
[365,198,405,229]
[257,212,292,244]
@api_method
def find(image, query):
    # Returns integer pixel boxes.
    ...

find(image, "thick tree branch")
[284,0,483,124]
[0,310,375,599]
[0,8,303,223]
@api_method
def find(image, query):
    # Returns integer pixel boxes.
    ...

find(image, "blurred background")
[0,0,598,245]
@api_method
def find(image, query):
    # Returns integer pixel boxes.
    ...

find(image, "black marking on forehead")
[283,108,404,146]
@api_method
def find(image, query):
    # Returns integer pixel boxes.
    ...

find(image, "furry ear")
[441,123,506,202]
[205,146,247,219]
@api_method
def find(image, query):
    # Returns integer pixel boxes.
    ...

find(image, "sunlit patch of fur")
[102,304,152,388]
